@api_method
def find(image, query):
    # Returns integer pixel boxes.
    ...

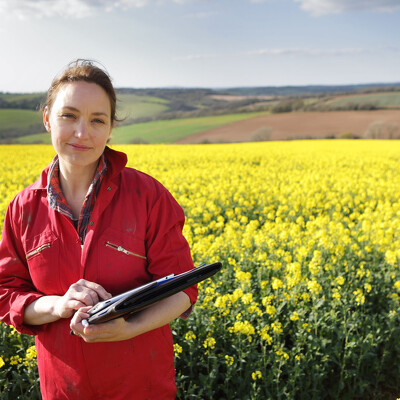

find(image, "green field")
[0,93,44,103]
[0,93,170,141]
[110,112,263,144]
[117,94,169,120]
[327,91,400,108]
[16,113,263,144]
[16,132,51,144]
[0,109,43,139]
[0,109,42,129]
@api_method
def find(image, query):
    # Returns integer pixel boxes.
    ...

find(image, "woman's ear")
[43,106,51,133]
[106,121,114,143]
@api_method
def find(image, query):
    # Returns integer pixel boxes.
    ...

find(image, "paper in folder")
[86,262,222,324]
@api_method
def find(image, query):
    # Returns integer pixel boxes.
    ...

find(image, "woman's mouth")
[68,143,91,151]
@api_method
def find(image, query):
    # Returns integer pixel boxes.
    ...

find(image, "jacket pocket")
[105,241,147,260]
[26,243,52,260]
[25,231,61,295]
[98,228,149,295]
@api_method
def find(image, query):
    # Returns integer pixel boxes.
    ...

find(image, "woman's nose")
[74,119,89,138]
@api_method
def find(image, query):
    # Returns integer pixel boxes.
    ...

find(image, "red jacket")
[0,147,198,400]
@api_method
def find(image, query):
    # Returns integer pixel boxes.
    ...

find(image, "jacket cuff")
[180,285,198,320]
[10,292,46,335]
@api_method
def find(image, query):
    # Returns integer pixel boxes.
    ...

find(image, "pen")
[70,319,89,335]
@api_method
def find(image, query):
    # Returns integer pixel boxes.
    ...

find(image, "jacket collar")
[29,146,128,191]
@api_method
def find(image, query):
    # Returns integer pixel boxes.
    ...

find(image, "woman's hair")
[44,59,119,124]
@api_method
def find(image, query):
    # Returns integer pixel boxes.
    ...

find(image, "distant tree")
[364,121,400,139]
[250,127,272,142]
[128,137,149,144]
[338,131,359,139]
[0,94,45,110]
[271,98,304,113]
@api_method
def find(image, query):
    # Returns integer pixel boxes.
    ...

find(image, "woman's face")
[43,81,113,172]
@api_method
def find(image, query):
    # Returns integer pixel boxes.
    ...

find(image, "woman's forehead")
[52,81,111,113]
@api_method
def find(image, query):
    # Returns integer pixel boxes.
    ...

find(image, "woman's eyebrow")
[61,106,109,117]
[61,106,79,112]
[92,112,109,117]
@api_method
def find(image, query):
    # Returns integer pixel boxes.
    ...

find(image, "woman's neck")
[58,159,98,219]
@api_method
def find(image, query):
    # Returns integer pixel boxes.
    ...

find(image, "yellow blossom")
[259,326,273,344]
[290,312,299,321]
[271,277,284,290]
[266,305,276,316]
[335,276,345,286]
[252,370,262,380]
[174,343,183,356]
[353,289,365,306]
[225,355,234,366]
[185,331,196,341]
[271,321,283,334]
[203,337,216,349]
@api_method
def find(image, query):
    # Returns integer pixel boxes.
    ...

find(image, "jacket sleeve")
[145,189,198,318]
[0,199,45,335]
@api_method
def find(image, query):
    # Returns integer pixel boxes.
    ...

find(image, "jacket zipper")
[105,241,147,260]
[26,243,51,260]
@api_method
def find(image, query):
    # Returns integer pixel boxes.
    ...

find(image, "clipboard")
[86,262,222,324]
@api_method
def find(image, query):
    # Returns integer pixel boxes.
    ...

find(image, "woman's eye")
[61,113,75,119]
[93,119,105,124]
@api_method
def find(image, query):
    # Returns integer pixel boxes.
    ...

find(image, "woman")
[0,59,197,399]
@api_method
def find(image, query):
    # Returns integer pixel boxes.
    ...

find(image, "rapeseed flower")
[252,371,262,380]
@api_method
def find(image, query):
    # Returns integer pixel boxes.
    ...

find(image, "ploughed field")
[175,110,400,143]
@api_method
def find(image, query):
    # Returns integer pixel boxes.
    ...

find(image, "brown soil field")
[175,110,400,144]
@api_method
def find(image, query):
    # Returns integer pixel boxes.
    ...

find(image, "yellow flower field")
[1,141,400,399]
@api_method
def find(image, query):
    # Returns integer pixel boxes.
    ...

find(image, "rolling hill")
[1,82,399,144]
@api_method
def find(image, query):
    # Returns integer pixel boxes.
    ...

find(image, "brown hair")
[44,59,119,124]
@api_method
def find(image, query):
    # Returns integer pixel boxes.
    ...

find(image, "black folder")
[86,262,222,324]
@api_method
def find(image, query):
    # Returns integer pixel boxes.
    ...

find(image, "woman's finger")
[70,307,91,333]
[69,286,100,306]
[77,279,112,300]
[67,299,87,312]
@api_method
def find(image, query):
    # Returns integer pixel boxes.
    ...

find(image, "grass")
[0,109,42,130]
[117,94,169,120]
[327,92,400,108]
[0,93,44,103]
[110,112,264,144]
[16,132,51,144]
[0,109,43,140]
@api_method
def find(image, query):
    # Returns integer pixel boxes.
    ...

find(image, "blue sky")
[0,0,399,92]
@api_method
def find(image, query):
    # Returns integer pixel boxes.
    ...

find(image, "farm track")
[174,110,400,143]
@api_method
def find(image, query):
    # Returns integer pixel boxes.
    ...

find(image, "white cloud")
[293,0,400,16]
[0,0,200,19]
[0,0,95,19]
[247,47,368,56]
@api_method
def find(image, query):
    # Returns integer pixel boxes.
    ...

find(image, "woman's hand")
[70,291,192,343]
[70,307,131,342]
[54,279,112,319]
[23,279,112,326]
